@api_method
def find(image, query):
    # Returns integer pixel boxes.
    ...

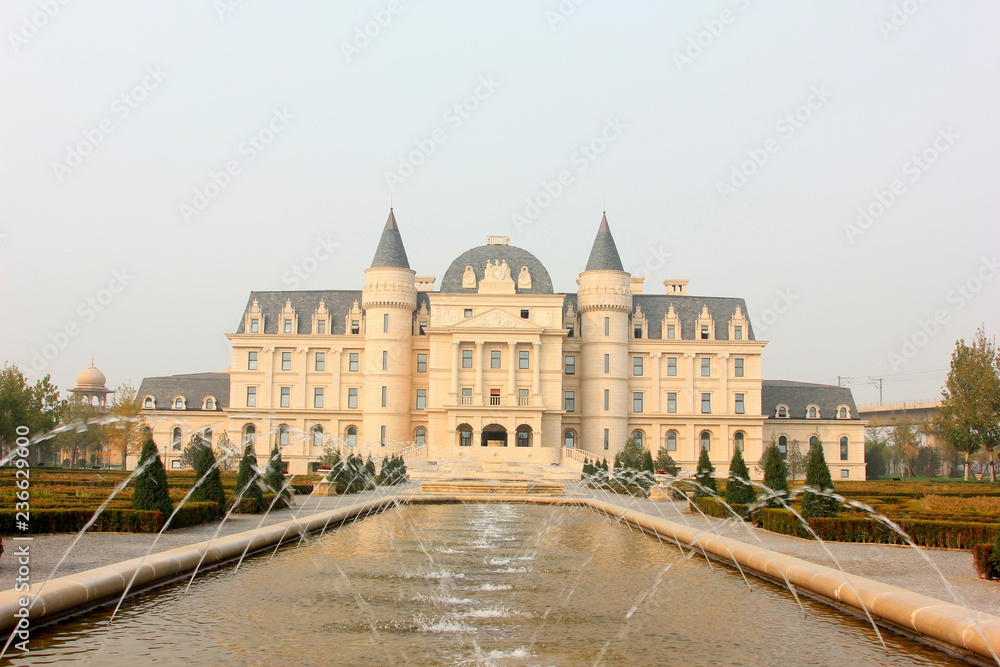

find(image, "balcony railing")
[454,395,540,408]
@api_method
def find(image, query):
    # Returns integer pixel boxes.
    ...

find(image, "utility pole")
[868,377,883,405]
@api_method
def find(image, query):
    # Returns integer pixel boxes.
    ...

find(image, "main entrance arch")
[481,423,508,447]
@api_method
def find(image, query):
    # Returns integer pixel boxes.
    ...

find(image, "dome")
[439,243,554,294]
[76,361,107,388]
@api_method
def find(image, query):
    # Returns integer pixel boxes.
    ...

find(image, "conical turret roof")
[370,209,410,269]
[584,213,624,272]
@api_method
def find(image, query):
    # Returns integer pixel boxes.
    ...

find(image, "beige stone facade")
[138,211,866,479]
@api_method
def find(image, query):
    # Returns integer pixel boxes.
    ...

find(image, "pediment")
[453,308,541,330]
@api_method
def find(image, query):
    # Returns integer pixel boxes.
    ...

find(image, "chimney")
[663,279,688,295]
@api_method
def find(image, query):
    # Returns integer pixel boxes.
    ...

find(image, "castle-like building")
[138,212,866,479]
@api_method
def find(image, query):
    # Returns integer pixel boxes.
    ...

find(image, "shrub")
[692,496,749,520]
[190,446,227,517]
[234,442,263,512]
[972,543,999,579]
[262,446,290,501]
[801,437,839,519]
[132,434,173,517]
[169,502,221,530]
[291,483,314,495]
[726,447,756,506]
[694,447,716,499]
[762,443,789,508]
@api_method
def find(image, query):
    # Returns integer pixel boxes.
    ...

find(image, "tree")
[214,431,239,472]
[641,449,655,475]
[619,437,643,471]
[762,442,789,508]
[937,328,1000,481]
[726,447,756,506]
[52,399,103,468]
[364,455,377,489]
[694,446,716,499]
[181,433,207,469]
[655,446,678,475]
[786,439,807,482]
[104,381,143,469]
[0,363,64,463]
[132,433,172,516]
[190,444,226,516]
[234,441,263,509]
[913,446,941,478]
[801,437,839,519]
[890,418,921,477]
[262,445,289,501]
[865,443,887,480]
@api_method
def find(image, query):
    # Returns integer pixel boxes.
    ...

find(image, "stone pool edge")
[1,492,998,665]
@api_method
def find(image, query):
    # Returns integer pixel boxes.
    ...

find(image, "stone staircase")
[407,458,581,483]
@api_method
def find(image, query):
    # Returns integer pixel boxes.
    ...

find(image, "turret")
[361,209,417,448]
[577,213,633,458]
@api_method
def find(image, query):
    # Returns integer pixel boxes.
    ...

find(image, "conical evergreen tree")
[191,443,227,516]
[234,441,263,511]
[762,442,789,508]
[694,446,716,499]
[725,447,756,506]
[601,458,609,472]
[132,433,173,516]
[365,455,377,488]
[263,445,288,502]
[641,450,655,474]
[801,437,839,518]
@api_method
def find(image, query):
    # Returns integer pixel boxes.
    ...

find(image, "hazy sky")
[2,1,998,407]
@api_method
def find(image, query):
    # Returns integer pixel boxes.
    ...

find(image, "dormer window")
[807,405,820,419]
[316,320,326,334]
[351,320,360,334]
[173,396,185,410]
[143,396,154,409]
[566,322,575,338]
[776,404,788,418]
[250,318,259,333]
[283,319,293,334]
[634,324,642,339]
[204,397,215,410]
[700,325,709,340]
[838,405,850,419]
[734,325,743,340]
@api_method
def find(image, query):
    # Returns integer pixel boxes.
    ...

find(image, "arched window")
[205,397,215,410]
[143,396,154,409]
[171,427,182,451]
[173,397,184,410]
[201,427,213,446]
[734,431,745,452]
[415,427,426,446]
[563,430,575,448]
[457,424,472,447]
[840,436,849,461]
[243,424,256,447]
[778,435,788,460]
[278,424,290,447]
[838,406,849,419]
[700,431,711,451]
[776,405,788,418]
[516,425,531,448]
[312,425,324,449]
[809,435,819,448]
[808,405,818,419]
[346,426,358,447]
[631,430,643,448]
[666,430,677,452]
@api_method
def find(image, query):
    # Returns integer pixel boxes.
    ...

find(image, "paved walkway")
[1,484,997,620]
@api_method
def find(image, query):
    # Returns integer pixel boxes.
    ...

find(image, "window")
[520,309,529,319]
[174,397,184,409]
[313,387,324,408]
[519,350,529,369]
[417,353,427,373]
[382,350,388,371]
[244,424,256,447]
[667,392,677,413]
[700,431,711,451]
[633,392,643,413]
[315,352,325,372]
[462,349,473,368]
[839,406,849,419]
[171,427,182,451]
[777,405,788,418]
[461,387,472,400]
[701,393,711,413]
[459,427,472,447]
[205,398,214,410]
[419,322,427,335]
[808,406,818,418]
[633,356,643,376]
[564,430,575,448]
[383,313,389,333]
[464,308,473,318]
[317,320,326,334]
[604,317,610,336]
[281,352,291,371]
[840,436,849,461]
[735,393,745,414]
[143,397,153,409]
[604,389,610,411]
[734,431,745,452]
[734,358,744,377]
[517,430,529,447]
[312,426,323,448]
[564,391,575,412]
[667,431,677,451]
[416,389,426,410]
[171,460,181,469]
[566,322,575,338]
[380,425,386,446]
[734,325,743,340]
[278,425,289,447]
[348,388,358,409]
[604,354,610,374]
[667,324,675,339]
[604,428,609,450]
[381,386,387,408]
[565,355,576,374]
[667,357,677,376]
[248,351,258,370]
[250,318,259,333]
[284,319,293,334]
[490,350,501,368]
[810,436,819,447]
[634,324,642,339]
[632,430,643,448]
[701,357,711,377]
[700,325,710,340]
[349,353,359,372]
[280,387,290,408]
[246,386,256,407]
[346,426,357,446]
[351,320,360,334]
[415,428,426,445]
[840,469,850,479]
[778,435,788,459]
[490,389,501,406]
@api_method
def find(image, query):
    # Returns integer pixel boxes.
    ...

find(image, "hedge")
[231,493,290,515]
[691,497,750,520]
[971,544,998,579]
[291,483,314,495]
[0,502,221,535]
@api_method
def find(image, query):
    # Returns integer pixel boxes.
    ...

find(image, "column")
[717,352,729,413]
[507,342,516,400]
[262,347,274,409]
[330,349,342,409]
[532,342,541,396]
[451,341,460,396]
[297,347,309,409]
[474,341,484,398]
[684,352,695,414]
[650,352,661,413]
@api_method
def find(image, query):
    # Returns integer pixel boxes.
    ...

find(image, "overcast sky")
[2,1,998,407]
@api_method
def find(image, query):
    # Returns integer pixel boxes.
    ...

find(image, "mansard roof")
[440,244,554,294]
[370,209,410,269]
[138,372,230,410]
[234,290,431,335]
[631,294,754,340]
[584,213,624,272]
[762,380,860,420]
